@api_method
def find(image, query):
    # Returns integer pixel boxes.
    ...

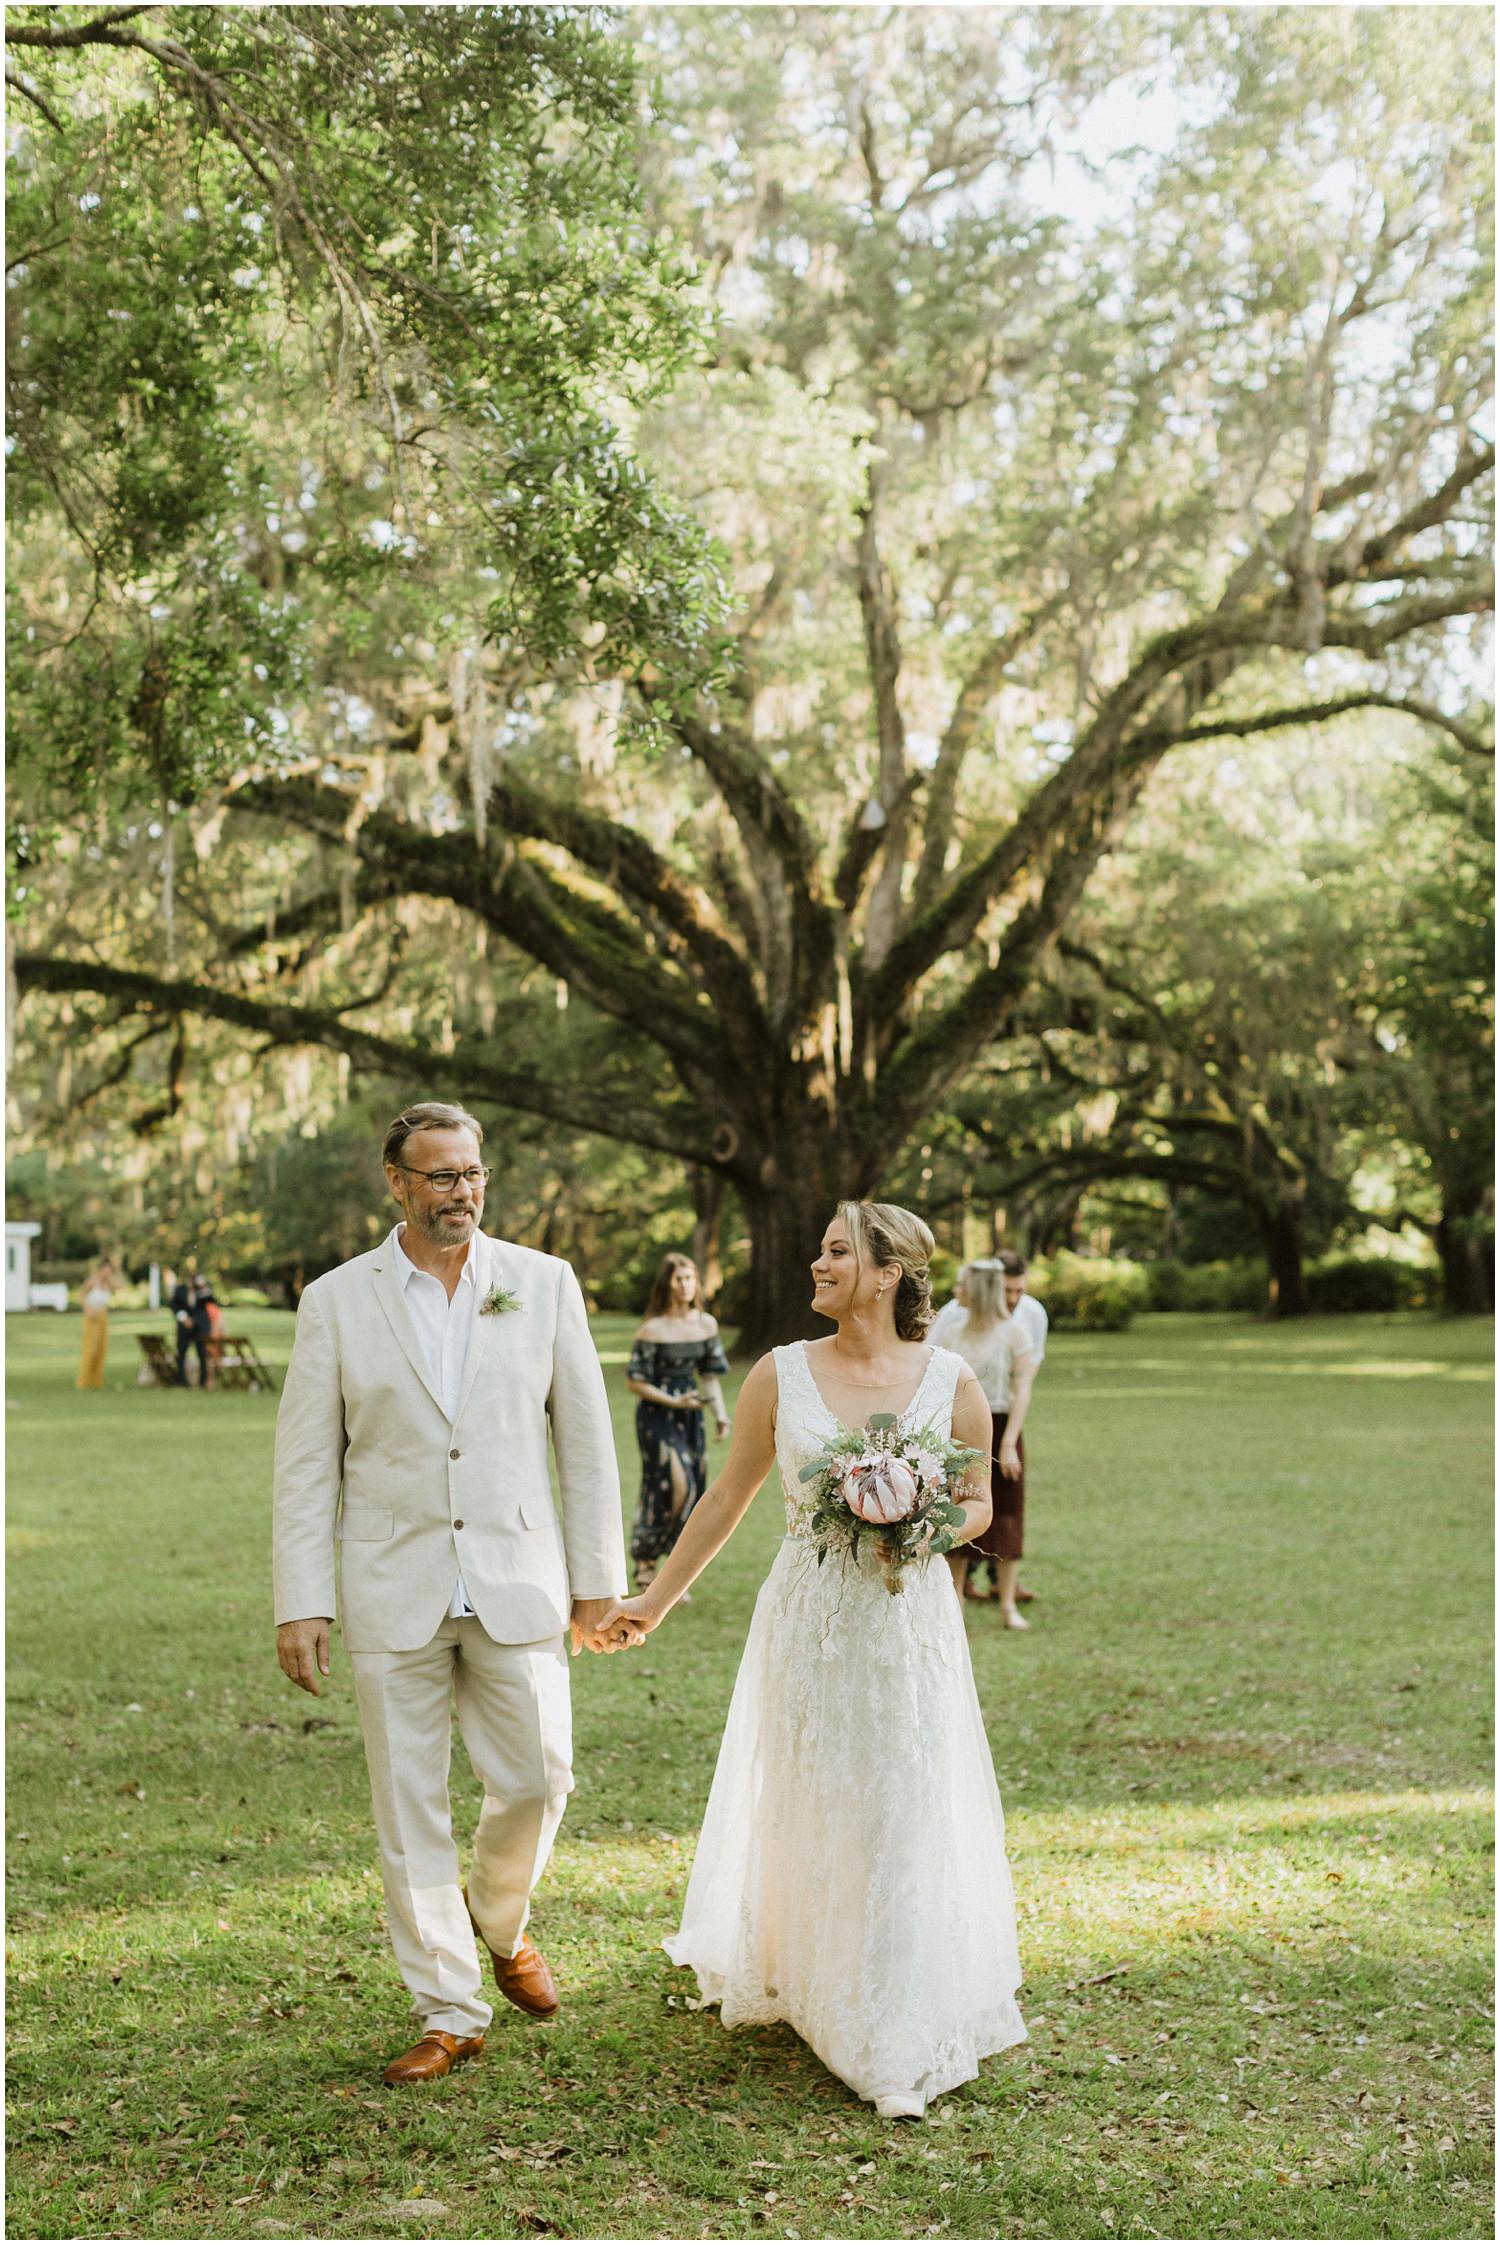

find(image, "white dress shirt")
[1011,1291,1048,1364]
[394,1225,478,1619]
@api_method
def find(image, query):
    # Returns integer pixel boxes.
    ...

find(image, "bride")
[597,1201,1027,2118]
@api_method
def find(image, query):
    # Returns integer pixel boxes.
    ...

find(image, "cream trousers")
[350,1615,573,2039]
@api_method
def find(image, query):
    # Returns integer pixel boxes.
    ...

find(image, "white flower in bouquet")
[844,1453,920,1525]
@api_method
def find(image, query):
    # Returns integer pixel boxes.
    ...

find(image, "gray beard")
[408,1205,476,1247]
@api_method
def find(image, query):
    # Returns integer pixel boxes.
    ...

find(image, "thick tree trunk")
[1436,1188,1494,1315]
[1260,1198,1309,1318]
[733,1116,870,1353]
[689,1165,727,1307]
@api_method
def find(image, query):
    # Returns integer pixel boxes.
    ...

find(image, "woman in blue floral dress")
[626,1254,731,1592]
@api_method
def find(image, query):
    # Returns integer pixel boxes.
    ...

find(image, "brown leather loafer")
[493,1936,560,2019]
[382,2030,484,2085]
[464,1890,561,2018]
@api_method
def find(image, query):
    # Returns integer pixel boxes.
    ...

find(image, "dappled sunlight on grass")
[1098,1350,1489,1383]
[8,1308,1492,2238]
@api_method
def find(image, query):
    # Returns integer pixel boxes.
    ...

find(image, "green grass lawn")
[6,1307,1494,2242]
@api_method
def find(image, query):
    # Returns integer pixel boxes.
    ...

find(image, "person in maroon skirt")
[931,1262,1038,1628]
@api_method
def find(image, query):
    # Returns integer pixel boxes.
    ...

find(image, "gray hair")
[381,1102,485,1171]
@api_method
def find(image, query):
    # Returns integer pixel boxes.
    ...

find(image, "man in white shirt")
[1000,1251,1048,1366]
[998,1252,1047,1605]
[273,1102,626,2084]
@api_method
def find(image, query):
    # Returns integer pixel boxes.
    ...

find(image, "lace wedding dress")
[665,1341,1027,2116]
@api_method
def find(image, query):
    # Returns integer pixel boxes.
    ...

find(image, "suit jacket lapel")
[370,1234,449,1420]
[450,1235,496,1431]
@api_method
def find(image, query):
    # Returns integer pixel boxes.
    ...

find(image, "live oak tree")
[13,6,1495,1343]
[1365,747,1495,1313]
[912,728,1495,1317]
[948,861,1393,1320]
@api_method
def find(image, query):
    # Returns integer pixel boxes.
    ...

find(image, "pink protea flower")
[845,1454,920,1524]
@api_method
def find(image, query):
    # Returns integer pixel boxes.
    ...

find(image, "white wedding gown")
[665,1341,1027,2114]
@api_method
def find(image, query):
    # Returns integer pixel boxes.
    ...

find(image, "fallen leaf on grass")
[116,1780,145,1799]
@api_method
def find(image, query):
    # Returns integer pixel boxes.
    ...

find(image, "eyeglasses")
[398,1165,492,1191]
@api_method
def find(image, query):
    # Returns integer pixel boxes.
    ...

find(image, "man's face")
[386,1126,487,1251]
[1003,1273,1027,1313]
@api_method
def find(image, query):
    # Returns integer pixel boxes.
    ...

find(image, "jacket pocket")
[338,1506,394,1541]
[518,1497,555,1532]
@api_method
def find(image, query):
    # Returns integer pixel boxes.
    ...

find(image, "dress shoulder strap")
[771,1340,805,1399]
[926,1344,967,1419]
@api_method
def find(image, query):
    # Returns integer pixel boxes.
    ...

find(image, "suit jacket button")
[453,1518,465,1531]
[449,1447,460,1460]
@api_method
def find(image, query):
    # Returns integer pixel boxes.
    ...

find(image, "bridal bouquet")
[797,1417,982,1594]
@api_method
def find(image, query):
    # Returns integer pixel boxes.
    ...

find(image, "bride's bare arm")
[600,1355,780,1636]
[949,1371,995,1546]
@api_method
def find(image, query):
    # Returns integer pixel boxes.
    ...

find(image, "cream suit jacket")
[273,1229,625,1653]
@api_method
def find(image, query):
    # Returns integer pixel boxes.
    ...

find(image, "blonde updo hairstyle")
[835,1200,935,1341]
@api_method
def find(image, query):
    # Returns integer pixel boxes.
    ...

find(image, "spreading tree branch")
[855,458,912,972]
[638,684,829,1021]
[910,594,1064,916]
[5,7,153,51]
[1123,692,1494,764]
[5,64,66,128]
[865,568,1493,1030]
[227,776,727,1075]
[485,769,766,1046]
[14,953,719,1163]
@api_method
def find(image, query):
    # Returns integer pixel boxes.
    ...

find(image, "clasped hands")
[278,1603,652,1693]
[570,1594,654,1655]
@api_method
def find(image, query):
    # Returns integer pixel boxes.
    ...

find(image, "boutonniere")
[480,1284,522,1318]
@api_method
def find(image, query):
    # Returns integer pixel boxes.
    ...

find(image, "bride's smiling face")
[811,1220,889,1323]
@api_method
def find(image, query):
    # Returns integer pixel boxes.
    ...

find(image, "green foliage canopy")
[6,2,725,819]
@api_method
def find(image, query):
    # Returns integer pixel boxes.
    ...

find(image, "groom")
[273,1101,626,2083]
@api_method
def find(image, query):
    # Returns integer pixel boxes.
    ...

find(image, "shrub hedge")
[1028,1251,1152,1331]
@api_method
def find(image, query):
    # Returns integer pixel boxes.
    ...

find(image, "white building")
[5,1222,41,1312]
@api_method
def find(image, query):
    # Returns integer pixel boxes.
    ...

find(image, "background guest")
[931,1259,1037,1627]
[991,1250,1048,1602]
[999,1249,1049,1366]
[625,1253,730,1595]
[75,1254,117,1391]
[170,1262,217,1388]
[204,1285,226,1382]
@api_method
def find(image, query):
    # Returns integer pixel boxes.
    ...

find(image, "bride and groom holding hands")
[273,1101,1025,2117]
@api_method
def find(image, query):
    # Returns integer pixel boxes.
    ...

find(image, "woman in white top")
[929,1261,1037,1628]
[76,1254,118,1391]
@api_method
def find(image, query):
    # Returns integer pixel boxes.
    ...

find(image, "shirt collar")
[392,1224,477,1292]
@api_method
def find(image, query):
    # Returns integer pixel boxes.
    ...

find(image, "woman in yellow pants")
[76,1256,117,1390]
